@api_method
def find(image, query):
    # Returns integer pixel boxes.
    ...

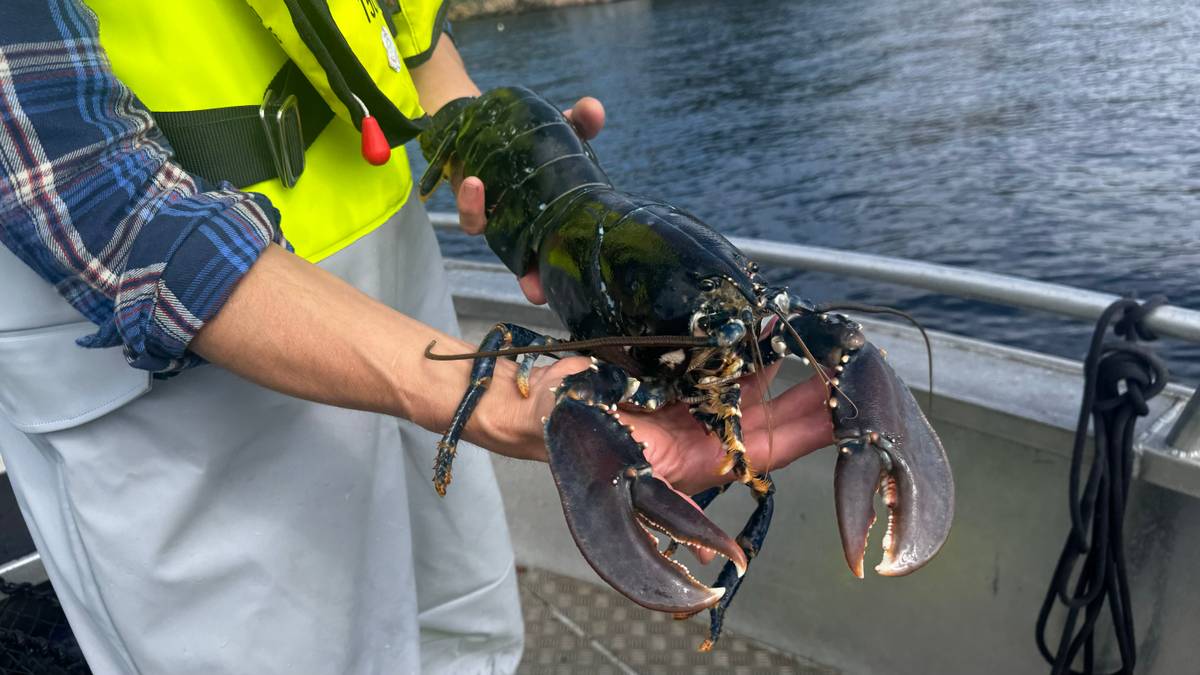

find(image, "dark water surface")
[415,0,1200,383]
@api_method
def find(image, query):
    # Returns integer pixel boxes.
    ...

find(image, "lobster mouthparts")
[545,395,747,614]
[831,343,955,578]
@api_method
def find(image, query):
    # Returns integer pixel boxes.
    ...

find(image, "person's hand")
[491,354,827,535]
[451,97,605,305]
[512,357,831,490]
[633,363,833,495]
[499,356,832,563]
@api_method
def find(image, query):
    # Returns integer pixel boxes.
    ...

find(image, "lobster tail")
[417,87,612,276]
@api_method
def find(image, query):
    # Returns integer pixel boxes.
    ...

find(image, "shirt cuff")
[77,169,285,374]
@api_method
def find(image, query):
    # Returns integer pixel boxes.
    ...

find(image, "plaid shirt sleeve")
[0,0,286,374]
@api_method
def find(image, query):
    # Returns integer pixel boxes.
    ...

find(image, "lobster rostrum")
[419,87,955,649]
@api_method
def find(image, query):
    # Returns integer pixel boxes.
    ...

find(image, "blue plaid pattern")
[0,0,285,373]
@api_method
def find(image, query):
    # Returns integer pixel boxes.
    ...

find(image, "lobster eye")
[699,278,718,291]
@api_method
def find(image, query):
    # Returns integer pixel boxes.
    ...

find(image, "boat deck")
[515,567,835,674]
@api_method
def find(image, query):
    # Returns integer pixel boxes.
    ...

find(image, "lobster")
[418,87,955,649]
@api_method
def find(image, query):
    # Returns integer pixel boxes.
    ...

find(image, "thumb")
[518,265,547,305]
[455,176,487,235]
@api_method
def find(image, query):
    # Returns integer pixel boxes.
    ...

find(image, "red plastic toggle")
[360,116,391,166]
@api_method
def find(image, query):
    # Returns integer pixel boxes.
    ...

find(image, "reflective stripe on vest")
[85,0,445,262]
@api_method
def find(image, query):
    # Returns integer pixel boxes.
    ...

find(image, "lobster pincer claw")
[832,342,955,578]
[545,365,748,614]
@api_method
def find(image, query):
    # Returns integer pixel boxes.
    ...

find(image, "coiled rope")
[1035,296,1169,675]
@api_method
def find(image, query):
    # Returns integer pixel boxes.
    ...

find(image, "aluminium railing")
[427,211,1200,451]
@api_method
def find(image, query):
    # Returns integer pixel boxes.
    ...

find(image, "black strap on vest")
[281,0,426,145]
[152,61,333,188]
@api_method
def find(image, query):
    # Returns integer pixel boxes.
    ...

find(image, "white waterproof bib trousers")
[0,197,524,674]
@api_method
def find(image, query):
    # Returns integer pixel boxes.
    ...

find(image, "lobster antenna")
[770,309,860,421]
[424,334,712,361]
[816,301,935,413]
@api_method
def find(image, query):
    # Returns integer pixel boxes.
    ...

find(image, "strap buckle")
[260,89,305,188]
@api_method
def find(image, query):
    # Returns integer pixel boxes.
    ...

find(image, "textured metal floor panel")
[516,567,838,674]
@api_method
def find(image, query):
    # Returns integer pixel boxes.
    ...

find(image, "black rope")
[1035,296,1169,675]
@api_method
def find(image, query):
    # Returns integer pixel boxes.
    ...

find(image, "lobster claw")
[832,342,955,578]
[545,375,748,614]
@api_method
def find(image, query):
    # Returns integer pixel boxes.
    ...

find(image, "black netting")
[0,579,89,674]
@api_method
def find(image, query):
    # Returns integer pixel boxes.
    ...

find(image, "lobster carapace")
[419,87,955,649]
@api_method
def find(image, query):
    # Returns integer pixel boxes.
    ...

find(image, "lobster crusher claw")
[544,366,747,615]
[832,344,955,579]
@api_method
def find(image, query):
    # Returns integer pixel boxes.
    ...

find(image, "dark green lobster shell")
[419,86,954,651]
[420,88,759,357]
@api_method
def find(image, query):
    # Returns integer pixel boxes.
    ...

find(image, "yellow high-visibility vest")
[85,0,446,261]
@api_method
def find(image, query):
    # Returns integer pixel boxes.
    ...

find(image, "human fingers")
[508,356,595,461]
[518,264,547,305]
[455,175,487,234]
[740,377,834,472]
[637,406,733,495]
[562,97,605,140]
[740,372,828,430]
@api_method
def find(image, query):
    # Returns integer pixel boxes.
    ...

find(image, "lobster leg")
[434,322,550,495]
[681,371,777,650]
[545,362,749,614]
[777,304,955,578]
[690,476,776,652]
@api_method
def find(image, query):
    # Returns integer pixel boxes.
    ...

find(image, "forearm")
[190,244,541,460]
[409,34,480,114]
